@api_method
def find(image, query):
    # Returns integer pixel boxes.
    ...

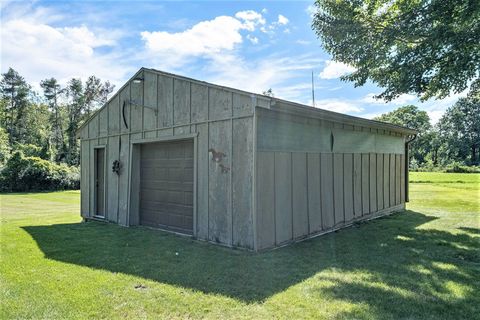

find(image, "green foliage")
[374,105,430,131]
[376,101,480,167]
[40,78,65,162]
[444,163,480,173]
[312,0,480,101]
[0,126,11,165]
[0,68,32,144]
[262,88,274,97]
[437,96,480,165]
[374,105,432,163]
[410,160,480,173]
[0,68,115,191]
[0,151,79,192]
[1,174,479,318]
[13,143,46,159]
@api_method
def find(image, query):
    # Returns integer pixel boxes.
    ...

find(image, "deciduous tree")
[312,0,480,101]
[437,97,480,165]
[374,105,432,163]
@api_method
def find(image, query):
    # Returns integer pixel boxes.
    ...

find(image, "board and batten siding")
[79,69,258,249]
[254,107,406,250]
[79,68,412,251]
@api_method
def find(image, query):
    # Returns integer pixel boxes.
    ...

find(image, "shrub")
[0,127,10,166]
[445,162,480,173]
[13,143,51,160]
[0,151,79,192]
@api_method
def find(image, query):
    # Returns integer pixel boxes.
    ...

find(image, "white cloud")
[360,90,468,124]
[141,16,244,57]
[420,90,468,124]
[1,9,130,87]
[359,112,383,120]
[259,13,290,35]
[296,39,311,45]
[361,93,383,104]
[361,93,417,105]
[277,14,289,25]
[235,10,266,31]
[314,99,364,113]
[246,34,259,44]
[392,94,418,105]
[319,60,356,79]
[274,83,315,101]
[203,53,323,96]
[306,5,317,17]
[327,86,343,91]
[141,11,267,67]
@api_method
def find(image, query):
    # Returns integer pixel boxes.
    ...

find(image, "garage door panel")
[140,215,168,227]
[184,167,193,179]
[140,180,192,192]
[140,140,194,233]
[168,168,184,181]
[140,190,168,202]
[168,144,186,158]
[141,167,168,179]
[140,195,192,210]
[168,190,184,204]
[141,159,191,168]
[184,144,194,158]
[184,191,193,205]
[169,214,191,230]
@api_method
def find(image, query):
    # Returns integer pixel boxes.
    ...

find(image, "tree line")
[0,68,114,166]
[374,99,479,171]
[1,66,479,173]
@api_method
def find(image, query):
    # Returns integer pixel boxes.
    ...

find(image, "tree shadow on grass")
[459,227,480,235]
[23,210,480,316]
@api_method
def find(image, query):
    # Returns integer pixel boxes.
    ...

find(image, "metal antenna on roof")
[311,70,315,108]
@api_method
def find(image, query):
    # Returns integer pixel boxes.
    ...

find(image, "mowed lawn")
[1,173,479,319]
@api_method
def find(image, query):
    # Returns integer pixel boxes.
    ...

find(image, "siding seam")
[273,153,277,245]
[290,152,293,240]
[306,153,310,234]
[230,92,233,246]
[342,153,345,223]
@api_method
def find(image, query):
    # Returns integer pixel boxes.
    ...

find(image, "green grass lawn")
[1,173,479,319]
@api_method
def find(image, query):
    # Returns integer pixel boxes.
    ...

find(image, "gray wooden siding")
[274,152,293,244]
[333,153,344,226]
[232,118,254,248]
[321,153,335,229]
[80,140,89,217]
[106,136,119,222]
[353,153,362,218]
[257,108,405,154]
[79,68,410,251]
[255,151,406,250]
[256,152,275,250]
[79,69,256,249]
[292,153,309,238]
[307,153,322,233]
[208,120,232,244]
[343,154,354,222]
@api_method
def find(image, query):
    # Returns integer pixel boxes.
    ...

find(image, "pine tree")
[0,68,32,145]
[41,78,65,162]
[65,79,84,165]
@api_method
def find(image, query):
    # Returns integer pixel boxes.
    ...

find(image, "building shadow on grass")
[23,210,480,316]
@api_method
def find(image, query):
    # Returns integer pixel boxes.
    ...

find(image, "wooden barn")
[77,68,416,251]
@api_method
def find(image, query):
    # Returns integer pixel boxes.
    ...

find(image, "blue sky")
[1,1,465,122]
